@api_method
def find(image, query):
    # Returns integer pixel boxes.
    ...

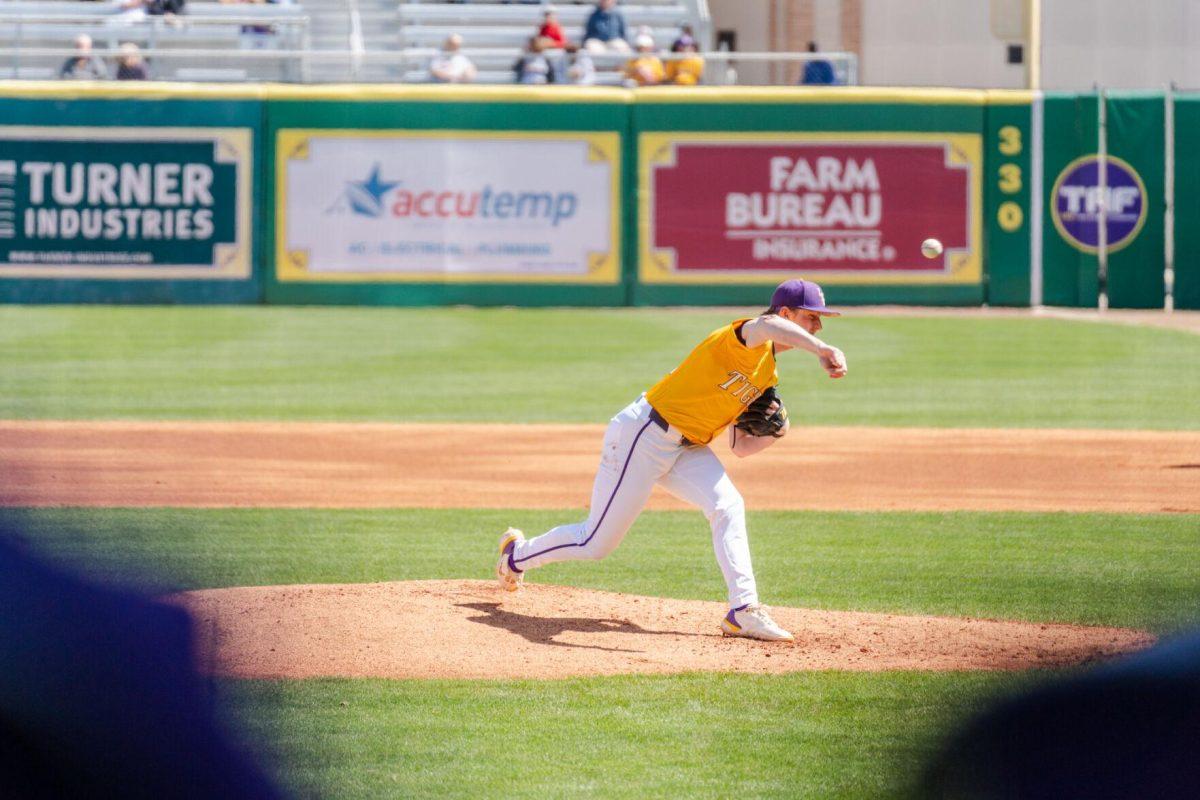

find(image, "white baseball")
[920,238,944,259]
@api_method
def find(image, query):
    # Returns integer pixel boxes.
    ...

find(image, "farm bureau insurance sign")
[278,132,620,283]
[0,127,251,279]
[640,133,981,285]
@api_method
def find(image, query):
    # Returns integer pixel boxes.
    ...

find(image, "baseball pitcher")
[497,279,847,642]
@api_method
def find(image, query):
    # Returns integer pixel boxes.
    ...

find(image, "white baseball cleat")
[496,527,526,592]
[720,604,794,642]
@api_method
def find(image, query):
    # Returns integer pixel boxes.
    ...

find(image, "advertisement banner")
[276,130,620,284]
[1050,154,1147,254]
[639,132,982,285]
[0,126,252,279]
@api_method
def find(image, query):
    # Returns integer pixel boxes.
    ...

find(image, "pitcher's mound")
[166,580,1155,680]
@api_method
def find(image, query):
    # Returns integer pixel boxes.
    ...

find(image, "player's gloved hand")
[734,387,789,438]
[819,345,847,379]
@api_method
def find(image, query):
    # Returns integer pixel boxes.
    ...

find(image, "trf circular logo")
[1051,155,1147,254]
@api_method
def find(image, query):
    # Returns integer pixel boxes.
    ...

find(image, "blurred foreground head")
[923,630,1200,799]
[0,529,286,799]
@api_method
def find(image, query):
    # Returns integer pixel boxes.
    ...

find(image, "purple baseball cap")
[770,279,841,316]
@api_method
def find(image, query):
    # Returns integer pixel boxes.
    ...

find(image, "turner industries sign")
[0,127,252,279]
[641,134,981,285]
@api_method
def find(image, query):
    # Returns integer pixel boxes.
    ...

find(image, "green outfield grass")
[10,505,1197,798]
[10,507,1198,633]
[224,671,1024,800]
[4,305,1197,798]
[1,306,1197,428]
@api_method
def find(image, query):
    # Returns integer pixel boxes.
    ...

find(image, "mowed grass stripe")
[8,508,1198,633]
[1,306,1198,428]
[225,672,1023,800]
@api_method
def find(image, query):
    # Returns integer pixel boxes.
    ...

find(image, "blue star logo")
[344,164,399,217]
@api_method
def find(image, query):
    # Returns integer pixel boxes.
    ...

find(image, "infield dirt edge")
[165,579,1156,681]
[4,421,1198,513]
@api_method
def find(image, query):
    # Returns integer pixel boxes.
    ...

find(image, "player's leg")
[508,399,678,572]
[657,447,793,641]
[656,446,758,608]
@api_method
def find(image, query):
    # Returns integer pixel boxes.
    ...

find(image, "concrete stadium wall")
[859,0,1200,91]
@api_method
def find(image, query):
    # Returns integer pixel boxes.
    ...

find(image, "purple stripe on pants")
[514,418,653,564]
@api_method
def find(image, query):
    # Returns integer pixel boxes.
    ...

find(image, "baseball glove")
[734,387,788,438]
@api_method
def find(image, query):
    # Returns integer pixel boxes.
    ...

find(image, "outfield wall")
[0,82,1191,308]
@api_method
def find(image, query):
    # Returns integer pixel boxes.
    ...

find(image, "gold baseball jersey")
[645,318,778,445]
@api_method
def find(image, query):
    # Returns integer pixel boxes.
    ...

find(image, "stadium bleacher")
[0,0,707,84]
[396,0,701,85]
[0,0,309,81]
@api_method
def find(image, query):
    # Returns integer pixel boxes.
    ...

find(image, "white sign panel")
[280,132,618,282]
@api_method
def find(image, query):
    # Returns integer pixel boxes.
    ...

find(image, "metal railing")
[0,11,312,80]
[394,49,859,86]
[0,11,311,30]
[346,0,365,79]
[1,41,858,86]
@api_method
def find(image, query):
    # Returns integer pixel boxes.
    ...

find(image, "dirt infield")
[2,420,1197,512]
[6,418,1183,679]
[165,580,1154,680]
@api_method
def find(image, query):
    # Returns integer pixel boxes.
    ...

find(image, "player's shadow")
[456,602,702,653]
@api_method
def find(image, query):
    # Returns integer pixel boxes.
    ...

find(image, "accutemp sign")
[1051,154,1147,254]
[278,131,618,283]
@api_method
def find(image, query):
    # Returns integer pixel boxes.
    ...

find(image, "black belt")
[648,407,695,446]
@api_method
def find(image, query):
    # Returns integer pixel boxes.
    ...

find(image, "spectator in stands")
[223,0,277,49]
[623,33,663,87]
[583,0,629,54]
[59,34,109,80]
[429,33,477,83]
[538,7,567,49]
[665,32,703,85]
[116,42,150,80]
[109,0,149,23]
[800,40,837,85]
[672,24,700,52]
[671,24,696,51]
[108,0,184,27]
[147,0,186,15]
[111,0,186,19]
[550,41,594,85]
[563,42,595,85]
[514,36,553,84]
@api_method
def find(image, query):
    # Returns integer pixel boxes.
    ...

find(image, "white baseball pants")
[508,396,759,609]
